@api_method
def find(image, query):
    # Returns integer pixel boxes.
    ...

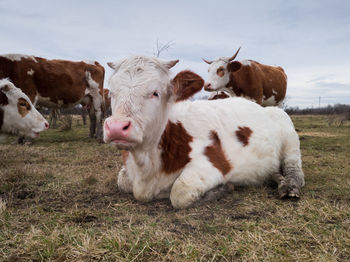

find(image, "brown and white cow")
[0,79,48,139]
[203,48,287,106]
[104,55,304,209]
[0,54,105,140]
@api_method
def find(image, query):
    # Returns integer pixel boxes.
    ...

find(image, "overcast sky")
[1,0,349,108]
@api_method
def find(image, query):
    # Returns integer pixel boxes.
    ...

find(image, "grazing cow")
[104,55,304,209]
[0,79,48,138]
[203,48,287,106]
[208,90,231,100]
[0,54,105,140]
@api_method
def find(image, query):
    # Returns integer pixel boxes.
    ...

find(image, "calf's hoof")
[202,183,235,202]
[278,183,301,199]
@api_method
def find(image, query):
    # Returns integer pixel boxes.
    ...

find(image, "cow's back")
[0,55,104,106]
[231,61,264,103]
[171,97,288,184]
[254,61,287,106]
[0,55,40,102]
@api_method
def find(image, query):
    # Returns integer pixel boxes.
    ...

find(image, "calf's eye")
[153,91,159,97]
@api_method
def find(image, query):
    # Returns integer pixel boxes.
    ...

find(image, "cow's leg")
[17,136,25,144]
[170,163,224,209]
[49,109,57,128]
[201,182,235,202]
[81,108,87,126]
[95,109,103,142]
[88,107,96,138]
[117,167,133,193]
[278,135,305,198]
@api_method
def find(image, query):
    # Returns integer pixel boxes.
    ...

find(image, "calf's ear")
[164,60,179,69]
[172,70,204,102]
[107,61,123,71]
[227,61,242,72]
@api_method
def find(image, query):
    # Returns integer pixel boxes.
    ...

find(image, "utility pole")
[319,96,321,109]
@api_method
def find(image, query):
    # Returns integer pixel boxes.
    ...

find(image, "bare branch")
[154,39,175,57]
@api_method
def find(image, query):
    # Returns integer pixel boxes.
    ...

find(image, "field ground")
[0,115,349,261]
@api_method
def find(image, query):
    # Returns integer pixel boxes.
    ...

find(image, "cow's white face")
[104,56,176,149]
[205,58,231,92]
[104,56,204,150]
[0,79,49,138]
[203,48,242,93]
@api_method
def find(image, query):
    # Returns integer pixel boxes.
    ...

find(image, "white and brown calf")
[104,55,304,209]
[0,79,48,139]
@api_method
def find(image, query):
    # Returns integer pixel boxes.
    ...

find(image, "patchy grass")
[0,115,349,261]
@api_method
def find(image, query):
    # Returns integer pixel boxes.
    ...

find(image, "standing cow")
[0,79,48,138]
[0,54,105,140]
[104,55,304,209]
[203,48,287,106]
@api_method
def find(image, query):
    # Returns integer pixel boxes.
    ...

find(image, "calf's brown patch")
[17,98,31,117]
[121,150,129,165]
[235,126,252,146]
[208,92,230,100]
[159,121,193,174]
[216,66,225,77]
[204,131,232,175]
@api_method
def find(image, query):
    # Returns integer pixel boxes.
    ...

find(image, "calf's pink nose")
[105,120,132,140]
[45,122,49,129]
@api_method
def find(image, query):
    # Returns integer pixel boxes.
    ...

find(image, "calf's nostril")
[123,122,131,131]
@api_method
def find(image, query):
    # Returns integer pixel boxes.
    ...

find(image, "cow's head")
[0,79,49,138]
[203,47,241,92]
[104,56,204,150]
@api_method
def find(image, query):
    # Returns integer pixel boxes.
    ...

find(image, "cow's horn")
[202,58,213,64]
[228,47,241,62]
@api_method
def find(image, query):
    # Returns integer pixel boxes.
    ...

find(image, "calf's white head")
[0,79,49,137]
[203,47,241,92]
[104,55,204,150]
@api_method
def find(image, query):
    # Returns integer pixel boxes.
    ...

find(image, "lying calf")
[0,79,48,139]
[104,56,304,209]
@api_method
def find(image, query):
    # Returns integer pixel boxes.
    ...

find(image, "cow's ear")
[107,61,123,71]
[172,70,204,102]
[227,61,242,72]
[0,84,10,92]
[163,60,179,69]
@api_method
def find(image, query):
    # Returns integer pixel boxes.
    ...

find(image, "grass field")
[0,115,349,261]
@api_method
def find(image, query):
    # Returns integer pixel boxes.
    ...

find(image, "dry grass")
[0,115,349,261]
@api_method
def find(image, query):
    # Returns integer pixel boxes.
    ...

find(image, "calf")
[0,54,105,140]
[104,55,304,209]
[0,79,48,138]
[203,48,287,106]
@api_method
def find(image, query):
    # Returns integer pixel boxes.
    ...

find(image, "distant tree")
[154,39,175,57]
[281,95,290,111]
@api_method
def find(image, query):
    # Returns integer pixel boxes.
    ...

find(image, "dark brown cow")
[0,54,105,139]
[203,48,287,106]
